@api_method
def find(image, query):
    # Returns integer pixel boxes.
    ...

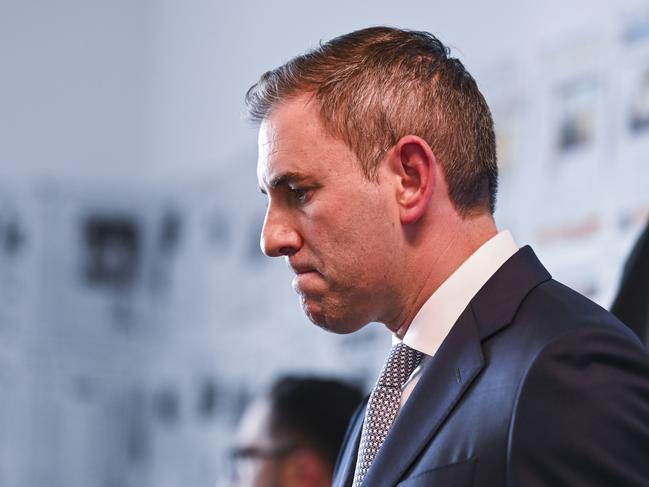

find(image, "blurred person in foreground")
[231,376,363,487]
[246,26,649,486]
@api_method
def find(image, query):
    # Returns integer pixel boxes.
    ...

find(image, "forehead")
[256,96,356,186]
[258,96,320,158]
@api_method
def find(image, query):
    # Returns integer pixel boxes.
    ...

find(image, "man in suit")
[246,26,649,486]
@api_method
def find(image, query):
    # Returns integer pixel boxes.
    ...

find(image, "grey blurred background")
[1,0,648,486]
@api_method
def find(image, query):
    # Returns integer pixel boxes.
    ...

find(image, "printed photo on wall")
[554,77,598,157]
[628,67,649,135]
[81,214,141,290]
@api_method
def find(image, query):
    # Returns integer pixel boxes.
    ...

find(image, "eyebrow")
[259,172,309,195]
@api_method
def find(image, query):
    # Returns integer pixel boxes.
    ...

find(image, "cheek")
[302,188,398,268]
[310,194,389,238]
[300,205,352,247]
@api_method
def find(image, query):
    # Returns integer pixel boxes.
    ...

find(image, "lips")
[288,260,319,275]
[288,261,322,295]
[292,270,321,294]
[292,267,317,275]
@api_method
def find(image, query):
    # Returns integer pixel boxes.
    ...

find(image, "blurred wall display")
[480,60,533,238]
[481,20,649,306]
[82,214,141,290]
[0,188,34,338]
[0,175,382,487]
[615,12,649,214]
[536,33,609,241]
[554,77,598,155]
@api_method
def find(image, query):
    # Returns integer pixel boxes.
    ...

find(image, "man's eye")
[288,187,310,204]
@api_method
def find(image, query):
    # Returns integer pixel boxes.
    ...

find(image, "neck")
[389,212,497,338]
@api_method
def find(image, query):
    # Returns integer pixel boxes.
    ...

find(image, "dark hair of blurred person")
[231,376,363,487]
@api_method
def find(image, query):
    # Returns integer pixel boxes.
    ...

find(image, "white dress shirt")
[393,230,519,406]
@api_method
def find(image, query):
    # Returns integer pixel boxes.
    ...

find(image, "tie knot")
[377,342,424,389]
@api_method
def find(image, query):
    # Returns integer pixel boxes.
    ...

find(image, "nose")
[260,205,302,257]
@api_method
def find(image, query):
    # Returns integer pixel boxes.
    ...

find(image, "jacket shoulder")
[513,278,641,345]
[505,287,649,485]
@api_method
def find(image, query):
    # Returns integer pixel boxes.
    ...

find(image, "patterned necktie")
[352,342,424,487]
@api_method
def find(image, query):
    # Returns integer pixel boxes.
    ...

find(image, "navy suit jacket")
[333,246,649,486]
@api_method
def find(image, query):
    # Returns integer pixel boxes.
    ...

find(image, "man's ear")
[388,135,437,225]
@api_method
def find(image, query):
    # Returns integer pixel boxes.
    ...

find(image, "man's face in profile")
[257,95,402,334]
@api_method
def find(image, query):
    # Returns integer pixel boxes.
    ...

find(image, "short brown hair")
[245,26,498,215]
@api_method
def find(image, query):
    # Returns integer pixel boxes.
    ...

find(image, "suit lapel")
[361,245,552,486]
[361,304,484,487]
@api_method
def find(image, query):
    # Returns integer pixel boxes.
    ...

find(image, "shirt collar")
[393,230,519,357]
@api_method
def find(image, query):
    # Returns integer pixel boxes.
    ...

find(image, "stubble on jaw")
[296,274,402,335]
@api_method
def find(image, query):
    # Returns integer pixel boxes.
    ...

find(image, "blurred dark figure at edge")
[612,220,649,345]
[230,376,363,487]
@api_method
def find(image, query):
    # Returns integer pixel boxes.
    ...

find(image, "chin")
[303,303,367,335]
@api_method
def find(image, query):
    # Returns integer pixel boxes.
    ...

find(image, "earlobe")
[392,136,436,225]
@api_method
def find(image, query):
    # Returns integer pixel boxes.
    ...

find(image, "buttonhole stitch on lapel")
[455,368,462,384]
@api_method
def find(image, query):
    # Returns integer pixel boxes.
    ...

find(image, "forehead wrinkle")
[257,120,280,179]
[258,136,310,190]
[258,96,328,190]
[257,119,280,191]
[260,136,280,158]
